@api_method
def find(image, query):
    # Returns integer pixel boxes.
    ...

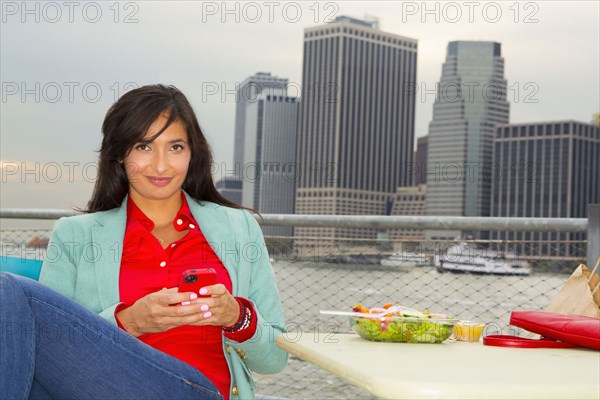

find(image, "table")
[276,333,600,399]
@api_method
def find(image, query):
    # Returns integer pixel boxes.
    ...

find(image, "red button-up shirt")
[116,193,256,399]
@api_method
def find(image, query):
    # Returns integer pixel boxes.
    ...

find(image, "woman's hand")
[116,287,209,337]
[187,284,241,328]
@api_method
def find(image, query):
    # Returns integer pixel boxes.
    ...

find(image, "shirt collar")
[173,193,197,231]
[126,192,197,232]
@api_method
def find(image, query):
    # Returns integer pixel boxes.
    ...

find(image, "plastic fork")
[320,305,426,319]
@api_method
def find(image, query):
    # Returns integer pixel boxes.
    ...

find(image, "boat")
[434,243,531,276]
[381,252,429,268]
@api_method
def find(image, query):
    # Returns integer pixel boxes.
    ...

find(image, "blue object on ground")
[0,257,43,280]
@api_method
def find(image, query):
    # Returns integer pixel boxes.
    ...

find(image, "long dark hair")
[85,84,243,213]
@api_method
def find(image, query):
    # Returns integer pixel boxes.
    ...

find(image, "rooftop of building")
[241,72,288,85]
[448,41,502,57]
[304,15,418,44]
[329,15,377,28]
[496,119,599,127]
[495,120,599,139]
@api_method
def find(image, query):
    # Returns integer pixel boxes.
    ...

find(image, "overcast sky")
[1,0,599,226]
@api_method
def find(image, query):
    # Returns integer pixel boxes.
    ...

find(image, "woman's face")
[123,114,191,205]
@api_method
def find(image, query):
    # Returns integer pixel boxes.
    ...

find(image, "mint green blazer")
[39,192,287,399]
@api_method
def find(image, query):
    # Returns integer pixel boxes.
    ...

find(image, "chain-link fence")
[0,217,593,399]
[254,233,588,399]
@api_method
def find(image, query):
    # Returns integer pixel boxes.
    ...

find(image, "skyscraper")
[217,72,289,206]
[233,73,289,176]
[295,16,418,243]
[241,88,298,236]
[425,41,509,239]
[491,121,599,256]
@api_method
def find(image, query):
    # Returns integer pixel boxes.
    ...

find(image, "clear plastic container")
[453,321,485,342]
[350,316,456,343]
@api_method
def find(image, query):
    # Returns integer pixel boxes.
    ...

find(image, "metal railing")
[0,208,589,232]
[2,206,596,266]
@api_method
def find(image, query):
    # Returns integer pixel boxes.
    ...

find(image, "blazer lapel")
[92,199,128,309]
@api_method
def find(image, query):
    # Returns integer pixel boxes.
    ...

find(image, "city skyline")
[1,1,599,218]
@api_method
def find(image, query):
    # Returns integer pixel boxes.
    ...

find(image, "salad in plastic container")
[349,303,456,343]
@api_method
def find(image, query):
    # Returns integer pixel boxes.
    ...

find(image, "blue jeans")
[0,272,223,400]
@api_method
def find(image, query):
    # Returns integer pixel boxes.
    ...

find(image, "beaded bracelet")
[234,303,252,331]
[223,299,245,332]
[236,308,252,331]
[223,298,252,333]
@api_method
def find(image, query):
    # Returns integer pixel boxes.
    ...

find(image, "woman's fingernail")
[200,304,209,312]
[199,288,208,295]
[190,293,198,300]
[181,301,191,306]
[203,311,212,319]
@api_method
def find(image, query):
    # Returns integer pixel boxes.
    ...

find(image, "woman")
[0,84,287,400]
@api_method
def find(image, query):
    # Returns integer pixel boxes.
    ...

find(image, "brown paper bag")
[544,258,600,318]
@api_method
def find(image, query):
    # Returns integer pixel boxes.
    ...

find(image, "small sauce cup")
[453,321,485,342]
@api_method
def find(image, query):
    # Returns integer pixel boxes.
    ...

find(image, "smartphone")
[178,268,217,297]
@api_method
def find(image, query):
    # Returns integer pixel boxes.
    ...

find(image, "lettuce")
[351,317,454,343]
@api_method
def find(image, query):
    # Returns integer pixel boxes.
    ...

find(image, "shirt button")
[176,219,183,226]
[171,243,176,248]
[189,223,195,229]
[232,386,238,396]
[159,261,167,268]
